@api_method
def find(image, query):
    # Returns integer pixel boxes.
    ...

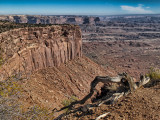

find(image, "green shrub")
[145,68,160,87]
[62,96,78,113]
[146,68,160,80]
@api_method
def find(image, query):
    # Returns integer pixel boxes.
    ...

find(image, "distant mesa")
[0,15,100,25]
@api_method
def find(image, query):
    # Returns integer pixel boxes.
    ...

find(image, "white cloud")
[146,7,150,9]
[121,4,153,14]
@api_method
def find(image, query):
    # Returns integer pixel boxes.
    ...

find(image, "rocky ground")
[18,56,115,110]
[62,83,160,120]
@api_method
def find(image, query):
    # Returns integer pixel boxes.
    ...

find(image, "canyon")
[0,23,115,110]
[0,15,160,119]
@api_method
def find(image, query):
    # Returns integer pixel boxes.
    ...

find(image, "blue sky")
[0,0,160,15]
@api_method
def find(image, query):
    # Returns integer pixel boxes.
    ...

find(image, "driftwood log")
[53,72,150,119]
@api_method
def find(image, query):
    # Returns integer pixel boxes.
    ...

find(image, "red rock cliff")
[0,25,82,78]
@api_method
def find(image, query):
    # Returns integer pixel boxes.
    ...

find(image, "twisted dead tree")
[54,72,150,113]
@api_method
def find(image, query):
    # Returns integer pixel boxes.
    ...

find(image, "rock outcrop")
[0,25,82,79]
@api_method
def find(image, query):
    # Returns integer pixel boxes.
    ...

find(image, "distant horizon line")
[0,13,160,16]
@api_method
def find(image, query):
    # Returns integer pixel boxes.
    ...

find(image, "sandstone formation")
[0,15,100,25]
[0,25,82,79]
[0,21,115,111]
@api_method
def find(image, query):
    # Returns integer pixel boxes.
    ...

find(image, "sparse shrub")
[0,75,55,120]
[0,20,52,33]
[0,97,23,120]
[0,48,4,66]
[0,76,23,120]
[145,68,160,87]
[0,76,21,97]
[0,57,4,66]
[62,95,78,113]
[24,105,54,120]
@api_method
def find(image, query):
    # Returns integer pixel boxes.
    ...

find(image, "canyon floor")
[83,39,160,79]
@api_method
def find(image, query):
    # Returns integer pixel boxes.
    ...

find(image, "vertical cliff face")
[0,25,82,78]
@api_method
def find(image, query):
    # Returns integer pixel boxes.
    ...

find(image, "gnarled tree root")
[53,73,150,120]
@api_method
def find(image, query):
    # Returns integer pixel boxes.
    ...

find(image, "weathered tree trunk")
[55,73,150,113]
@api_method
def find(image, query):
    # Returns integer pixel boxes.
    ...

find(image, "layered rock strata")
[0,15,100,25]
[0,25,82,79]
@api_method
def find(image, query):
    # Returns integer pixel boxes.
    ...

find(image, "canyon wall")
[0,15,100,25]
[0,25,82,79]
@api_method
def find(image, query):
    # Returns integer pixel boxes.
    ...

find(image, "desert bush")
[147,68,160,80]
[0,98,54,120]
[0,75,54,120]
[62,96,78,113]
[0,48,4,66]
[0,57,4,66]
[24,105,54,120]
[0,76,24,120]
[0,97,23,120]
[145,68,160,87]
[0,76,21,97]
